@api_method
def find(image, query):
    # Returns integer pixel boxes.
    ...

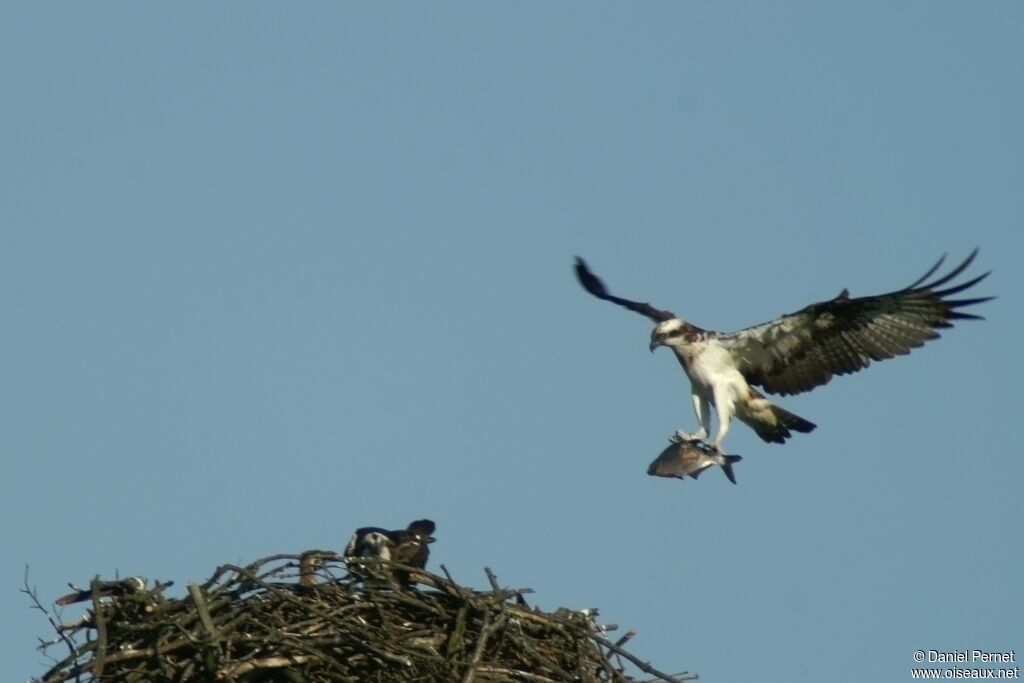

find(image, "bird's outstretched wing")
[55,577,147,606]
[574,257,676,322]
[719,250,993,396]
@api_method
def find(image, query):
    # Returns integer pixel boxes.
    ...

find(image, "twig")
[29,554,696,682]
[21,566,80,672]
[473,666,563,682]
[593,633,699,682]
[188,580,224,675]
[614,629,637,648]
[219,654,313,677]
[89,577,107,678]
[186,583,219,644]
[484,566,502,592]
[459,608,490,683]
[461,610,509,683]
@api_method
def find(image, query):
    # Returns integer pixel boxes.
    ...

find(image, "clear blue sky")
[3,4,1020,682]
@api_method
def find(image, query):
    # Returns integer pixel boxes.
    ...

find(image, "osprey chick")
[344,519,436,587]
[575,251,991,451]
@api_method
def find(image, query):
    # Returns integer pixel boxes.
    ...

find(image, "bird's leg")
[707,391,735,453]
[670,394,711,443]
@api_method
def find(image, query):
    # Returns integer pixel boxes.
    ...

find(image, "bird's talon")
[669,429,692,444]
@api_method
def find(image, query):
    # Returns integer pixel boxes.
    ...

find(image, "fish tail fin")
[720,454,742,485]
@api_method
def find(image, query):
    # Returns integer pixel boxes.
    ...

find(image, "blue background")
[3,4,1020,681]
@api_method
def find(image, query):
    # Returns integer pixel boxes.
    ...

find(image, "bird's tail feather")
[742,403,816,444]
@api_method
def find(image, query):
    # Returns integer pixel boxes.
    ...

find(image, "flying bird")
[575,251,991,451]
[344,519,436,586]
[648,437,743,484]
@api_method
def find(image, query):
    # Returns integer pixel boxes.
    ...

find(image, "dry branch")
[31,553,696,683]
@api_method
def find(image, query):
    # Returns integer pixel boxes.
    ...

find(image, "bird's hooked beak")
[649,329,667,353]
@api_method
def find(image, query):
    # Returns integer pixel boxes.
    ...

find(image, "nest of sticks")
[29,552,696,683]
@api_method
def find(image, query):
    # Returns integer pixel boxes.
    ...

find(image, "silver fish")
[647,438,742,484]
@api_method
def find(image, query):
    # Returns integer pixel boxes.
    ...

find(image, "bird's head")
[122,576,147,593]
[406,519,437,544]
[359,532,393,560]
[649,318,689,352]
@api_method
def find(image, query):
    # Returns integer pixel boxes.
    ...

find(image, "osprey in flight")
[575,251,991,451]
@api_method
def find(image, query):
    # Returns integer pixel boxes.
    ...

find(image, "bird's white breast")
[678,339,748,401]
